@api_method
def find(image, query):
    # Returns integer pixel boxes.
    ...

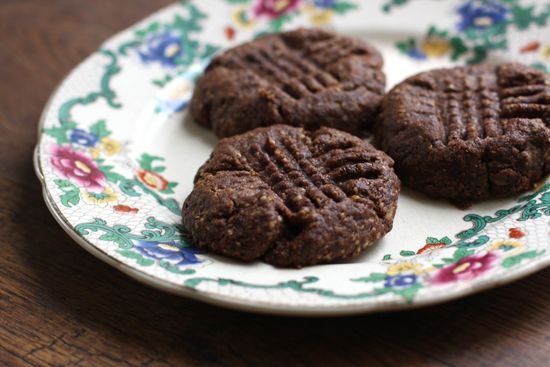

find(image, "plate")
[34,0,550,316]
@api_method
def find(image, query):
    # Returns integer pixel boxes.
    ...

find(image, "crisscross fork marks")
[441,73,503,143]
[242,50,309,99]
[443,78,463,142]
[275,134,385,205]
[500,83,550,119]
[312,138,355,157]
[286,34,373,86]
[323,149,379,169]
[304,36,368,67]
[330,163,381,183]
[248,141,328,213]
[257,48,327,94]
[245,131,386,215]
[403,84,439,124]
[462,74,484,139]
[478,74,502,138]
[318,147,382,184]
[265,135,346,208]
[242,44,344,99]
[281,50,339,88]
[314,141,383,190]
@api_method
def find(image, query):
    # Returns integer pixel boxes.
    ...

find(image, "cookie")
[190,28,385,138]
[376,63,550,206]
[182,125,399,268]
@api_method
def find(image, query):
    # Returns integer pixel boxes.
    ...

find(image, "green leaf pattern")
[54,179,80,207]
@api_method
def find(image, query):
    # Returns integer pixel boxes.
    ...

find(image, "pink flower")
[253,0,301,19]
[50,145,105,192]
[430,252,497,285]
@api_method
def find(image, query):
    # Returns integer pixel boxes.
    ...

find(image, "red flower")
[509,228,525,239]
[253,0,301,19]
[520,41,540,53]
[417,243,447,254]
[137,169,169,190]
[225,26,235,40]
[113,205,139,213]
[430,252,497,284]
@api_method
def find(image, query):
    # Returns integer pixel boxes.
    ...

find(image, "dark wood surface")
[0,1,549,366]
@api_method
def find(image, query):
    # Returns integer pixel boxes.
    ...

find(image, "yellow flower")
[303,5,333,25]
[101,137,121,156]
[541,43,550,60]
[310,10,333,25]
[420,37,451,58]
[488,239,524,256]
[82,187,118,205]
[232,7,256,30]
[387,261,428,276]
[89,147,101,160]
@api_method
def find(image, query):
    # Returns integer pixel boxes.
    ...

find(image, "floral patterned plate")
[34,0,550,316]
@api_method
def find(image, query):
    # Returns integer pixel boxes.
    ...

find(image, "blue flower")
[313,0,335,9]
[407,47,427,60]
[384,274,418,288]
[133,240,201,266]
[457,0,508,31]
[138,32,183,67]
[69,129,99,147]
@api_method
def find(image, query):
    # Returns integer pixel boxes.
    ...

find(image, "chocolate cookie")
[182,125,399,268]
[190,28,385,138]
[376,63,550,206]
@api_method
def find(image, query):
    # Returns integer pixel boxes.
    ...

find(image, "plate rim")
[33,1,550,317]
[32,147,550,315]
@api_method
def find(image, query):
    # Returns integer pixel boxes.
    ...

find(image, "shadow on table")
[13,171,550,366]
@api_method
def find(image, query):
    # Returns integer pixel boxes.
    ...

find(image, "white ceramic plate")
[34,0,550,316]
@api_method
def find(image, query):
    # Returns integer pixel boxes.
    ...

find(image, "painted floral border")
[41,3,219,272]
[71,182,550,303]
[37,0,550,308]
[388,0,550,71]
[225,0,357,38]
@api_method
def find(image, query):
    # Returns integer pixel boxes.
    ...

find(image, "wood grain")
[0,1,549,366]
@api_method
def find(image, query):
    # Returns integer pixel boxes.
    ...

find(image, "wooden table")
[1,1,549,366]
